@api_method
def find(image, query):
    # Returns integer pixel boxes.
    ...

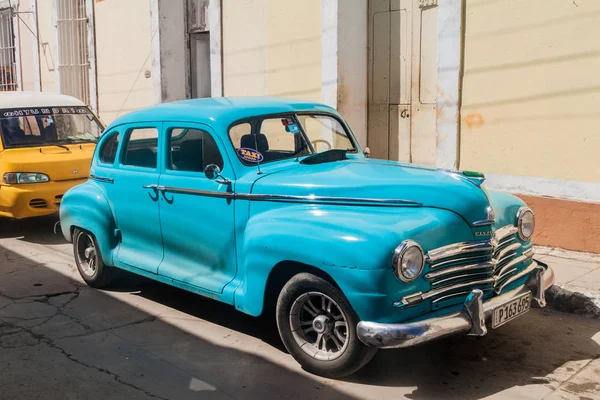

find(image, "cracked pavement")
[1,217,600,400]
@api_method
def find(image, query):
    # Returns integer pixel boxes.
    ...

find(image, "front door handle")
[143,184,159,201]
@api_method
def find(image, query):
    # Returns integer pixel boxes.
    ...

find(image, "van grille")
[395,226,535,309]
[29,199,48,209]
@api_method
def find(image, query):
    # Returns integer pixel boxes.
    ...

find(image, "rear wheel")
[73,228,115,288]
[276,273,377,377]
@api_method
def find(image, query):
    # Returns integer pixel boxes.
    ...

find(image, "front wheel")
[73,228,115,288]
[276,273,377,377]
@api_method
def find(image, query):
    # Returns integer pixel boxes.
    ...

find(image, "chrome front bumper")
[357,260,554,349]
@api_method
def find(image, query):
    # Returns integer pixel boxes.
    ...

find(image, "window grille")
[0,8,17,91]
[57,0,90,104]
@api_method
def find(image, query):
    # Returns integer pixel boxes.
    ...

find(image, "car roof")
[0,91,87,108]
[108,97,338,130]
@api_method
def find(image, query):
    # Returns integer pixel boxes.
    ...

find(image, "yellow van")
[0,92,105,219]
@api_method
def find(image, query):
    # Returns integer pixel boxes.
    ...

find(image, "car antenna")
[253,134,263,175]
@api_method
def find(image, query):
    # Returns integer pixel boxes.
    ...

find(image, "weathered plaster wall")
[222,0,322,102]
[460,0,600,184]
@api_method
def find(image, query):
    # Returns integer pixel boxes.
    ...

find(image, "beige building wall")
[460,0,600,253]
[222,0,322,102]
[37,0,57,93]
[460,0,600,183]
[95,0,153,123]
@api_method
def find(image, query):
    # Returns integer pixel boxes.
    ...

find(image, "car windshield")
[228,113,357,165]
[0,106,104,148]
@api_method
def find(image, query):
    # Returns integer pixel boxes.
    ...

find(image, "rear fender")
[59,180,118,266]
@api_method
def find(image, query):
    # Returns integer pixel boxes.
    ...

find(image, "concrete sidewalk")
[536,252,600,318]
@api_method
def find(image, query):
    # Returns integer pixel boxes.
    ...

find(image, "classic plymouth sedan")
[60,97,554,377]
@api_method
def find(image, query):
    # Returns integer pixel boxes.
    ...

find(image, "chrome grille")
[394,225,535,309]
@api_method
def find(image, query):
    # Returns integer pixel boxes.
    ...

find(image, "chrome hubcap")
[76,232,97,278]
[289,292,349,361]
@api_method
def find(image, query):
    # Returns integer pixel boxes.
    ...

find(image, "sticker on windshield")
[285,124,300,134]
[237,147,264,163]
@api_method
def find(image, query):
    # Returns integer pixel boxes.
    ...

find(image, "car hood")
[0,144,95,181]
[250,158,492,225]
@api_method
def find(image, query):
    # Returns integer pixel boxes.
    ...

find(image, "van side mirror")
[363,147,370,158]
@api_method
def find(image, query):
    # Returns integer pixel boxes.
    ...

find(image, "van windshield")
[0,106,104,149]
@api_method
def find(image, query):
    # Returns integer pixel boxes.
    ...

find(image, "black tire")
[276,273,377,377]
[72,228,115,288]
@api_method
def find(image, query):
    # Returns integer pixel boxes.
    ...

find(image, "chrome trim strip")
[493,238,517,255]
[395,277,496,307]
[159,185,234,199]
[155,186,423,207]
[429,254,492,270]
[495,261,537,294]
[431,272,493,287]
[238,193,422,206]
[495,243,521,264]
[472,219,495,227]
[89,175,114,184]
[431,288,493,305]
[425,261,494,280]
[495,253,533,277]
[428,241,492,263]
[493,226,518,242]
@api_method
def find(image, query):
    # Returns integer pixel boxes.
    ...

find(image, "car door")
[157,122,237,293]
[113,123,163,274]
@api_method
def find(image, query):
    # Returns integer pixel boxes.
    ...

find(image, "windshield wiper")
[41,143,70,151]
[300,148,352,165]
[62,138,96,144]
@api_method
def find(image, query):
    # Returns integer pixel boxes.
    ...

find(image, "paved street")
[1,217,599,400]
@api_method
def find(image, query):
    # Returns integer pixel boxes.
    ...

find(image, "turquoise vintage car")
[60,97,554,377]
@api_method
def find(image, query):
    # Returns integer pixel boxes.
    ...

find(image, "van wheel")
[73,228,115,288]
[276,273,377,377]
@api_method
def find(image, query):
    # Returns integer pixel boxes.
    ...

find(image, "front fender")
[59,180,117,266]
[233,203,475,322]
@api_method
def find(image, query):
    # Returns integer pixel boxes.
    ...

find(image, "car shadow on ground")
[0,244,359,400]
[0,215,67,245]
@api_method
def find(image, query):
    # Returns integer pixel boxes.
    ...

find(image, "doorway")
[367,0,438,165]
[190,32,211,98]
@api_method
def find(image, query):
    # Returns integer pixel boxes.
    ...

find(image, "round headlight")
[517,207,535,241]
[393,240,425,282]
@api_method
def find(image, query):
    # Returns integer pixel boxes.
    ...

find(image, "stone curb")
[546,285,600,318]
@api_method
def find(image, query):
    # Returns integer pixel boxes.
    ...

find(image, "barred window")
[57,0,90,104]
[0,8,17,92]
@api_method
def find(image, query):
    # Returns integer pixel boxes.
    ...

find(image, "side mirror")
[363,147,370,158]
[204,164,221,180]
[204,164,230,184]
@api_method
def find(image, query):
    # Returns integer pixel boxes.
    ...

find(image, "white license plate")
[492,292,532,329]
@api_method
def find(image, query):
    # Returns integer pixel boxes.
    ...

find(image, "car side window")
[123,128,159,169]
[99,133,120,164]
[168,128,224,173]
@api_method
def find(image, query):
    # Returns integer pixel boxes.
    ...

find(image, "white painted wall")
[151,0,187,104]
[435,0,462,169]
[337,0,368,148]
